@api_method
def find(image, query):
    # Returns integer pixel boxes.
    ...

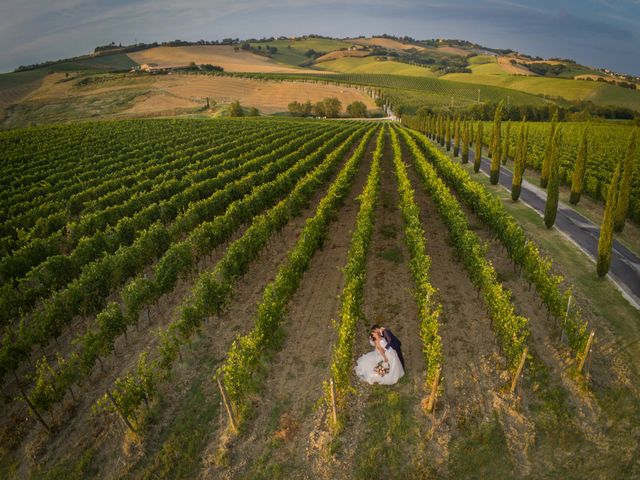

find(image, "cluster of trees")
[597,128,637,275]
[400,52,471,73]
[178,63,223,73]
[513,61,567,77]
[303,49,325,59]
[228,100,259,117]
[288,98,369,118]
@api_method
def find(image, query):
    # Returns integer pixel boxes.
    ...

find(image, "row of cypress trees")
[597,128,637,276]
[417,109,637,279]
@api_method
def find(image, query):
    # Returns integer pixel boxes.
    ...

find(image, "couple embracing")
[355,324,405,385]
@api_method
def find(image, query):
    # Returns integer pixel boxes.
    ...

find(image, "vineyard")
[473,120,640,221]
[404,114,640,223]
[1,117,639,479]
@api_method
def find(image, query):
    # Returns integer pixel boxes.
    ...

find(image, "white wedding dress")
[354,338,404,385]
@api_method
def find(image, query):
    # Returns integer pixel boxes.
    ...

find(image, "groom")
[371,324,405,369]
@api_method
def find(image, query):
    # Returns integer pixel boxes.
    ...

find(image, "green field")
[443,69,640,110]
[326,73,548,112]
[315,56,436,77]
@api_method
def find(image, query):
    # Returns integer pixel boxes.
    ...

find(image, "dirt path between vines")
[321,129,431,479]
[208,130,379,480]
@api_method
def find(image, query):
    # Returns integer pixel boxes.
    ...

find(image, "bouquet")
[374,360,390,377]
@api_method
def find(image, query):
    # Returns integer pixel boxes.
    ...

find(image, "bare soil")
[348,37,426,52]
[315,50,370,63]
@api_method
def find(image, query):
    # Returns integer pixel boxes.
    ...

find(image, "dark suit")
[382,328,405,369]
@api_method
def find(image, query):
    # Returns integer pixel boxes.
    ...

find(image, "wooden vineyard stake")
[578,330,595,374]
[510,347,529,394]
[426,366,441,413]
[217,377,238,433]
[329,378,338,427]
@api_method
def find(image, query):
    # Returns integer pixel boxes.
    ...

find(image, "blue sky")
[1,0,639,75]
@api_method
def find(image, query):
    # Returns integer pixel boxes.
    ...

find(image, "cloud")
[0,0,638,75]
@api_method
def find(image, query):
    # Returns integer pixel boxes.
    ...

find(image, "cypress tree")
[597,164,621,277]
[453,117,461,157]
[439,115,445,146]
[433,115,437,140]
[462,120,470,164]
[569,126,588,205]
[432,115,437,142]
[511,119,527,201]
[474,121,483,173]
[544,129,562,228]
[488,118,495,158]
[614,128,638,232]
[489,103,503,184]
[446,116,452,151]
[501,121,511,165]
[540,112,559,188]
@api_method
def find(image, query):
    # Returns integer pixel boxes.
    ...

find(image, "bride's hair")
[370,324,381,332]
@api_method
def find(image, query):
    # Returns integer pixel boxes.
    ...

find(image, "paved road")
[464,148,640,310]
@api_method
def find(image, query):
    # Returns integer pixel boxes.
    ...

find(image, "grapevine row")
[218,127,379,424]
[0,122,299,265]
[398,127,529,368]
[326,125,383,430]
[406,127,590,359]
[0,121,227,227]
[389,127,443,386]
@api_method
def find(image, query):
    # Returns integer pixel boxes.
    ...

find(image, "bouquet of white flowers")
[374,360,390,377]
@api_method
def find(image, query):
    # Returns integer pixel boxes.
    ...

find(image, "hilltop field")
[1,36,639,126]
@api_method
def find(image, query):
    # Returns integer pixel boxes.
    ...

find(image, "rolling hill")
[1,35,639,128]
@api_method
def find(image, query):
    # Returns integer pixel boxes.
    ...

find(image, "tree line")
[288,98,369,118]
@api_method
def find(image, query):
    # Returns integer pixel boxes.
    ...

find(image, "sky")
[1,0,639,75]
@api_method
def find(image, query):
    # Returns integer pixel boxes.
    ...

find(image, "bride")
[355,329,404,385]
